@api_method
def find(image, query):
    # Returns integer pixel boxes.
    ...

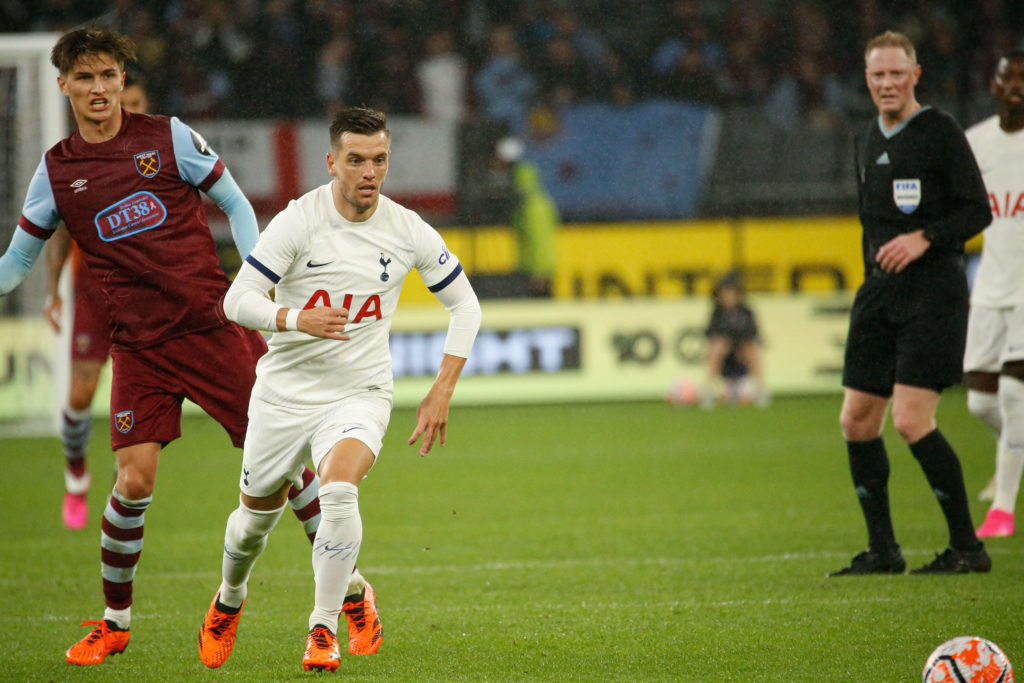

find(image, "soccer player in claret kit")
[43,70,150,531]
[0,28,330,665]
[196,107,481,672]
[963,50,1024,539]
[830,31,993,577]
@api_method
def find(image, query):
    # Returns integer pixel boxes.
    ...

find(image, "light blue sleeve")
[21,157,61,230]
[0,228,46,295]
[169,116,221,187]
[206,169,259,260]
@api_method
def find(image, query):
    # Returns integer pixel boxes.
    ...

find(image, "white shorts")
[963,304,1024,373]
[239,390,393,497]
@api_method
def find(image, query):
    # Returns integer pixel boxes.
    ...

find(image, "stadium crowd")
[5,0,1024,130]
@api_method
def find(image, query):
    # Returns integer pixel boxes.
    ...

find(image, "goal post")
[0,32,66,292]
[0,33,70,433]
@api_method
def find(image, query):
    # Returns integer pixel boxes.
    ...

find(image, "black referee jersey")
[854,106,991,277]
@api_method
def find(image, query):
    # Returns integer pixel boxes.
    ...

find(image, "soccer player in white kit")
[196,107,482,671]
[964,51,1024,538]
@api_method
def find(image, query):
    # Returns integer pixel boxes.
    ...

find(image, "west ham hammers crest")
[134,150,161,178]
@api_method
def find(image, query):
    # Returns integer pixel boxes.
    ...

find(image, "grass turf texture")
[1,391,1021,681]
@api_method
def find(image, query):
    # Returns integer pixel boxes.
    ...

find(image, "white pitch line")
[16,548,1010,588]
[35,594,900,623]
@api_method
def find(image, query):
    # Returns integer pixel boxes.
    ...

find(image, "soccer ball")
[665,377,699,406]
[923,636,1014,682]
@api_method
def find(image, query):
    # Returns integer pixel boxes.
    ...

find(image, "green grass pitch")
[1,391,1021,681]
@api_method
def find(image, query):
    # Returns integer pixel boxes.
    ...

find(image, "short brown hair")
[864,30,916,65]
[51,28,137,75]
[329,107,389,149]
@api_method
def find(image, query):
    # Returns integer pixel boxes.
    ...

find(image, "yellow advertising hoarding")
[400,216,873,305]
[0,294,851,425]
[390,295,851,408]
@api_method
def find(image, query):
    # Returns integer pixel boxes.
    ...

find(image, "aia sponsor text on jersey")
[303,291,382,322]
[988,192,1024,217]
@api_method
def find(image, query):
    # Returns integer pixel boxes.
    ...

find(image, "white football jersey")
[248,184,462,406]
[966,115,1024,307]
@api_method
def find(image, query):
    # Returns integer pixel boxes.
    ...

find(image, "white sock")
[309,481,361,633]
[994,377,1024,512]
[992,444,1024,513]
[347,567,366,599]
[64,468,91,495]
[219,501,286,608]
[967,389,1002,437]
[103,607,130,630]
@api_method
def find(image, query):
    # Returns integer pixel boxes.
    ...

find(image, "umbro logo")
[307,260,332,268]
[876,152,890,165]
[71,178,88,193]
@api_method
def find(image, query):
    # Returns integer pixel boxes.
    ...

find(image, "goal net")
[0,33,70,432]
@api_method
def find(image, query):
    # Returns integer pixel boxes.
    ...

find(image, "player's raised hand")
[876,230,930,273]
[296,306,350,340]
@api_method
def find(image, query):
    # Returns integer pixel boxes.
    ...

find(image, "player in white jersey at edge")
[963,50,1024,538]
[196,107,482,671]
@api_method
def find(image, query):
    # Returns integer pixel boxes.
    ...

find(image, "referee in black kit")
[830,30,993,576]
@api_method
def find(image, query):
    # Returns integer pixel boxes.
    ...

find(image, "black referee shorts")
[842,272,968,397]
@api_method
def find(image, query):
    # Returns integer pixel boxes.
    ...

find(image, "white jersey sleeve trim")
[432,270,481,358]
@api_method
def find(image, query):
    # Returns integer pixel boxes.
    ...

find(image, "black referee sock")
[847,437,898,554]
[909,429,979,551]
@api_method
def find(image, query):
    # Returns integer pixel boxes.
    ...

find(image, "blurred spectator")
[163,0,252,119]
[167,54,221,119]
[316,35,353,116]
[717,34,771,104]
[650,1,725,78]
[654,43,723,104]
[473,24,536,133]
[124,7,166,74]
[417,29,467,122]
[716,3,773,104]
[4,0,1024,127]
[917,12,967,103]
[764,53,847,131]
[243,0,315,117]
[310,1,353,115]
[19,0,105,31]
[764,2,848,130]
[607,57,639,106]
[551,7,611,65]
[367,25,421,114]
[534,35,598,106]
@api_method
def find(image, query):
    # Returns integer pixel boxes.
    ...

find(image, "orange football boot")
[65,620,129,665]
[303,625,341,672]
[198,594,244,668]
[342,581,382,655]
